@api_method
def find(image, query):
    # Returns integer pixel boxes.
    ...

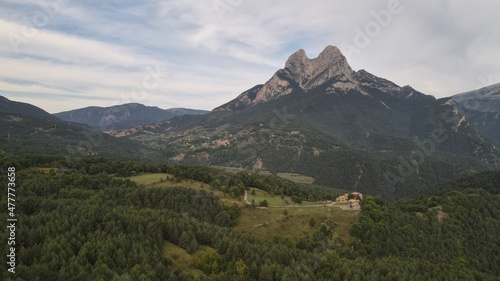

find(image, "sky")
[0,0,499,113]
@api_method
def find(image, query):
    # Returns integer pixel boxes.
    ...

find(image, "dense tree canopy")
[0,155,499,280]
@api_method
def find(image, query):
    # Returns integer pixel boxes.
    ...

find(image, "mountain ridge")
[0,95,58,120]
[447,83,500,144]
[215,45,433,111]
[54,103,209,130]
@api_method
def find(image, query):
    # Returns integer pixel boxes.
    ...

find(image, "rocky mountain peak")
[284,49,308,71]
[215,45,432,111]
[284,45,353,89]
[215,45,364,111]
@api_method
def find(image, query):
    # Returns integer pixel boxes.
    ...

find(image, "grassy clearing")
[247,188,324,207]
[36,167,58,174]
[277,172,316,184]
[212,166,245,173]
[153,179,244,206]
[234,205,359,243]
[301,201,327,206]
[212,166,273,175]
[162,242,203,278]
[128,173,172,185]
[130,173,245,206]
[247,188,291,206]
[130,173,359,243]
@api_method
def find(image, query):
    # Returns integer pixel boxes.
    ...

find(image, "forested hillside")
[351,189,500,279]
[0,113,160,161]
[1,155,499,280]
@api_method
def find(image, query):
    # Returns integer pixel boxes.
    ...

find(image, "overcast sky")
[1,0,499,113]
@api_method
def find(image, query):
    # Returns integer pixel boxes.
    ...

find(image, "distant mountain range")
[1,46,498,200]
[0,96,164,160]
[113,46,500,199]
[54,104,208,130]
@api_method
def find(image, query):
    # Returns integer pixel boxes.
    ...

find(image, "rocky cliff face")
[216,45,432,111]
[216,45,358,110]
[450,83,500,144]
[284,46,354,90]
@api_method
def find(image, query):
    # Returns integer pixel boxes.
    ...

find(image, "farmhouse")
[349,199,360,208]
[335,191,363,203]
[351,191,363,200]
[336,194,349,203]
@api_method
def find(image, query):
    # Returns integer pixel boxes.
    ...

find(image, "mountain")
[115,46,499,200]
[0,95,57,119]
[216,46,433,111]
[0,97,161,160]
[54,103,208,130]
[448,83,500,144]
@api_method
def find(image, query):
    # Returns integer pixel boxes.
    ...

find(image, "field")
[277,172,316,184]
[234,205,359,243]
[130,173,360,243]
[247,188,291,205]
[128,173,172,185]
[247,188,331,207]
[129,173,244,206]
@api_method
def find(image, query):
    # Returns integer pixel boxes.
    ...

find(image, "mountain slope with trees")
[0,112,160,161]
[1,155,499,280]
[0,95,57,119]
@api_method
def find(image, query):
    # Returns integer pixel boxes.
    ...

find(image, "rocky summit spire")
[215,45,357,110]
[284,45,353,90]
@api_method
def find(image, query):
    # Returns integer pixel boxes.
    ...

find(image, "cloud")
[0,0,499,113]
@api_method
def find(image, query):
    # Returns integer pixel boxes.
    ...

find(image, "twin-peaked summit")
[216,45,425,111]
[216,45,354,110]
[284,45,354,90]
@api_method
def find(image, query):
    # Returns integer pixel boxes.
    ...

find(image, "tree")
[235,259,247,279]
[117,168,129,177]
[178,231,192,250]
[193,247,221,274]
[291,196,303,204]
[211,179,221,189]
[259,200,269,207]
[309,218,316,227]
[259,265,274,281]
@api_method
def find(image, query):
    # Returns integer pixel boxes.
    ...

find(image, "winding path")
[244,190,250,204]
